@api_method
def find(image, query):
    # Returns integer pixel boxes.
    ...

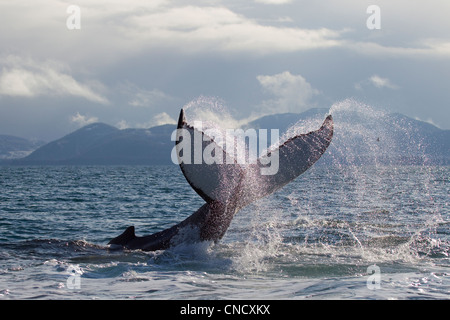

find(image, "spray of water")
[179,97,448,275]
[282,98,448,268]
[183,96,244,132]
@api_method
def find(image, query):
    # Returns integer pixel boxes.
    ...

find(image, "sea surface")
[0,165,448,300]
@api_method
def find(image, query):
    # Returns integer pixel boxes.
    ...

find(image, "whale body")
[108,109,333,251]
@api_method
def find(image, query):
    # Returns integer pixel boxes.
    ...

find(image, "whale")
[108,108,333,251]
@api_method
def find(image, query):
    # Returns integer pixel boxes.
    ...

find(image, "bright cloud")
[257,71,320,114]
[151,112,176,126]
[355,75,399,90]
[2,1,448,66]
[369,75,398,89]
[71,112,99,127]
[116,112,176,130]
[0,56,108,104]
[121,6,343,54]
[116,119,130,130]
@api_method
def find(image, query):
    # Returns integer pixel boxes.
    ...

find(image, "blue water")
[0,165,448,299]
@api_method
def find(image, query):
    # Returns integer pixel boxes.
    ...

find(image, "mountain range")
[3,123,175,165]
[0,135,45,160]
[1,108,449,166]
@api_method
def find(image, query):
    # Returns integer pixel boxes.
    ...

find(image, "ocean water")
[0,164,448,300]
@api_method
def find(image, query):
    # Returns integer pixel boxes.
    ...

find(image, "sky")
[0,0,449,141]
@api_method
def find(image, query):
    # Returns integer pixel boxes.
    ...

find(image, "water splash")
[276,99,447,269]
[229,198,284,274]
[178,97,447,274]
[183,96,244,131]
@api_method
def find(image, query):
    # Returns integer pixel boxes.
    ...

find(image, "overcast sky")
[0,0,449,141]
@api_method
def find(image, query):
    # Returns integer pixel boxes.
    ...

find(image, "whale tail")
[174,108,333,208]
[109,108,333,251]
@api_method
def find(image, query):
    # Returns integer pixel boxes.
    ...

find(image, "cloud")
[135,112,177,128]
[119,81,173,107]
[116,112,176,130]
[129,89,168,107]
[2,1,450,67]
[0,2,343,65]
[116,119,130,130]
[151,112,176,126]
[0,56,108,104]
[71,112,99,127]
[124,6,342,54]
[1,0,450,139]
[355,75,399,90]
[256,71,320,114]
[4,1,449,65]
[74,2,450,59]
[369,75,398,89]
[346,38,450,59]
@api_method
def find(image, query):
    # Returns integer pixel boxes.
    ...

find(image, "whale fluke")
[175,109,245,204]
[109,108,334,251]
